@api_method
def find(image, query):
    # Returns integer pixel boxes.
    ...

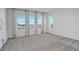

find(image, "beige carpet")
[2,33,79,51]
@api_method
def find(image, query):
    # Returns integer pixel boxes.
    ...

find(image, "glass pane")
[16,11,25,37]
[37,15,42,34]
[48,16,54,33]
[29,15,35,35]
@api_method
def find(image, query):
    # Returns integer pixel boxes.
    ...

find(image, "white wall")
[6,9,15,38]
[0,9,3,49]
[49,8,79,40]
[0,8,7,49]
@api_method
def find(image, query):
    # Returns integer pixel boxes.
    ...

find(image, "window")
[37,13,42,34]
[48,16,54,33]
[15,11,25,37]
[29,12,35,35]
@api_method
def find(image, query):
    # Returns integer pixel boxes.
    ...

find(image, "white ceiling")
[17,8,56,13]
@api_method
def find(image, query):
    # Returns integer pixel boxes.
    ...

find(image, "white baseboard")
[48,32,78,41]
